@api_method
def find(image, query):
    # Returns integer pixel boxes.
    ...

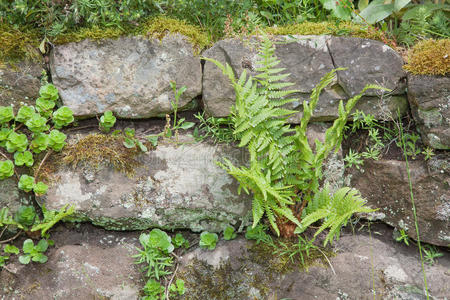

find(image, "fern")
[296,186,375,246]
[203,33,386,239]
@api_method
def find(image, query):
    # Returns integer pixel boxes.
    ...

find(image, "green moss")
[52,16,210,53]
[59,133,143,177]
[264,21,388,42]
[136,16,210,53]
[0,24,41,63]
[403,39,450,75]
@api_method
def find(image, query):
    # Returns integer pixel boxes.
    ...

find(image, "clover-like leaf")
[25,113,49,133]
[0,106,14,124]
[36,98,56,118]
[199,232,218,250]
[39,84,59,101]
[14,205,36,227]
[35,239,48,252]
[0,160,14,179]
[15,105,36,123]
[19,255,31,264]
[22,239,34,253]
[99,110,116,133]
[18,175,35,192]
[223,226,237,240]
[48,129,66,151]
[52,106,74,128]
[148,229,174,253]
[33,181,48,196]
[30,133,49,153]
[14,151,34,167]
[6,132,28,153]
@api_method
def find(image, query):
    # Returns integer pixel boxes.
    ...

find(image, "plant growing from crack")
[204,33,385,241]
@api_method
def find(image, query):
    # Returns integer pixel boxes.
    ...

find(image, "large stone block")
[407,74,450,149]
[50,34,202,118]
[39,133,251,232]
[202,35,408,121]
[351,156,450,247]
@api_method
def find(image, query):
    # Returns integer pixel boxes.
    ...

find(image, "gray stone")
[39,133,251,232]
[202,35,407,121]
[351,156,450,247]
[50,34,202,118]
[0,60,43,110]
[0,226,142,299]
[327,36,406,97]
[179,229,450,299]
[407,74,450,149]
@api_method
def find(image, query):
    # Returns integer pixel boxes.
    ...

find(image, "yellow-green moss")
[136,16,210,52]
[264,21,387,42]
[53,16,210,53]
[403,39,450,76]
[61,133,142,177]
[53,26,127,45]
[0,24,41,63]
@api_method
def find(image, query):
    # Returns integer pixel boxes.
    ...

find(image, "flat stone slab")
[0,225,142,299]
[179,224,450,299]
[39,133,251,232]
[408,74,450,150]
[50,34,202,118]
[351,157,450,247]
[202,35,407,121]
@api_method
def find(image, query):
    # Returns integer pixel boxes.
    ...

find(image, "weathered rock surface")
[179,225,450,299]
[408,74,450,149]
[0,60,43,110]
[50,34,202,118]
[0,225,142,299]
[351,156,450,247]
[0,178,34,236]
[40,133,251,232]
[202,35,407,121]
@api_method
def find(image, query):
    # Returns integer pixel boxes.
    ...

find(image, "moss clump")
[136,16,210,52]
[61,133,142,176]
[264,21,386,42]
[52,16,210,52]
[53,25,128,45]
[403,39,450,75]
[0,24,41,63]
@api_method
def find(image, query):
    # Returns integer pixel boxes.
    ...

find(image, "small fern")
[203,33,386,239]
[296,185,375,245]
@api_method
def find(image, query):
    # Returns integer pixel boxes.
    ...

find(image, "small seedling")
[99,110,117,133]
[422,147,435,160]
[169,279,186,296]
[245,225,273,245]
[199,232,218,250]
[223,226,237,240]
[394,228,410,246]
[423,245,443,265]
[19,239,49,264]
[173,233,189,249]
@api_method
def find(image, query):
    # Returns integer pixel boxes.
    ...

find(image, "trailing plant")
[0,83,74,196]
[204,33,386,239]
[199,232,218,250]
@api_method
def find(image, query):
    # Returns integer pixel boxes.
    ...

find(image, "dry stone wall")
[1,33,449,245]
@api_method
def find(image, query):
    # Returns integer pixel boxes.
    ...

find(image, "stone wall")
[1,33,448,246]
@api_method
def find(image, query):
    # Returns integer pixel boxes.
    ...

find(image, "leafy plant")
[14,151,34,167]
[173,233,189,249]
[0,244,19,268]
[199,231,218,250]
[117,127,148,152]
[14,205,36,227]
[204,33,385,238]
[0,160,14,179]
[422,147,435,160]
[296,186,375,245]
[169,279,186,296]
[344,149,364,169]
[142,279,165,299]
[99,110,117,133]
[194,112,236,144]
[423,245,443,266]
[52,106,74,128]
[223,226,237,241]
[31,204,75,236]
[134,229,174,280]
[245,224,273,245]
[273,235,318,266]
[394,228,410,246]
[19,239,49,264]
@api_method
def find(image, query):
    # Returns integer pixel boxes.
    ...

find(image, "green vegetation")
[199,232,219,250]
[133,229,187,299]
[403,39,450,75]
[205,34,384,238]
